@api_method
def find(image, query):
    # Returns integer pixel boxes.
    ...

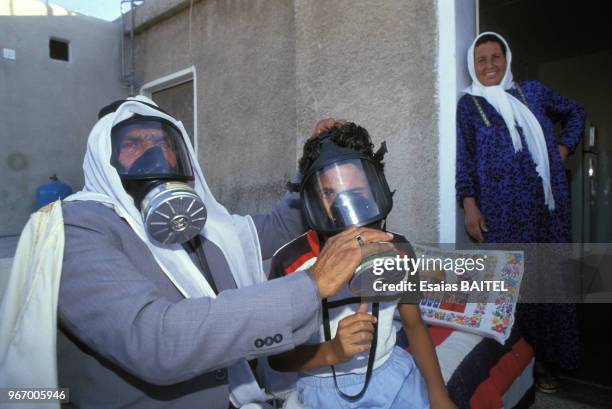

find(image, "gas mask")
[110,115,207,245]
[298,134,393,236]
[297,133,411,297]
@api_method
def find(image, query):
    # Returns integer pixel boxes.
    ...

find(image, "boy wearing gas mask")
[268,123,456,408]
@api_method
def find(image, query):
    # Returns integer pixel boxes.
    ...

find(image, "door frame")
[437,0,477,243]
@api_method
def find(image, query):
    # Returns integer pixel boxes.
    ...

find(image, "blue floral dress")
[456,80,585,243]
[456,80,586,369]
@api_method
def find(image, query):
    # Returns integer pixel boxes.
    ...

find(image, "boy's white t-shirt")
[296,258,400,377]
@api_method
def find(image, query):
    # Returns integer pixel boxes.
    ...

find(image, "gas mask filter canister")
[140,181,207,245]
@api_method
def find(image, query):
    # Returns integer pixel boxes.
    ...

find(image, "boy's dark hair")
[298,122,378,174]
[475,34,507,57]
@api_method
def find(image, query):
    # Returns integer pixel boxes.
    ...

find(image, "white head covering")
[464,32,555,211]
[64,96,267,405]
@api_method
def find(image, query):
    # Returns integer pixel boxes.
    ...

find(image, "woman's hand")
[463,197,488,242]
[558,145,570,162]
[329,304,376,364]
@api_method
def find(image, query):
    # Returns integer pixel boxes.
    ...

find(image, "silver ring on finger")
[355,234,365,247]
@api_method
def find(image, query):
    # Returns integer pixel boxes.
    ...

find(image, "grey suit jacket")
[58,191,320,409]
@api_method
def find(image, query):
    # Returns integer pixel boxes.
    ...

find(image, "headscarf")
[64,96,267,406]
[464,32,555,211]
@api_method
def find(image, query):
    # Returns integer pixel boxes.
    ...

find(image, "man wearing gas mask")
[54,98,393,409]
[268,123,455,409]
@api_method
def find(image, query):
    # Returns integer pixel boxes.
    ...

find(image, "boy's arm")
[269,303,375,372]
[399,304,457,408]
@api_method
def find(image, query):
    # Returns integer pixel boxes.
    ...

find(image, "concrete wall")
[0,11,126,235]
[132,0,439,241]
[294,0,438,241]
[132,0,296,216]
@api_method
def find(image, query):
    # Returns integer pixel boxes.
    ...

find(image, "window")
[141,67,197,150]
[49,38,69,61]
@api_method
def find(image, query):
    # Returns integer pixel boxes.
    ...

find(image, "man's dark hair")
[475,34,507,57]
[298,122,378,174]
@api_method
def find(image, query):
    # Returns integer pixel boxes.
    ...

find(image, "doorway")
[478,0,612,394]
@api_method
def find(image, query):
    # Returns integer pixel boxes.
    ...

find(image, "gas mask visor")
[300,142,393,236]
[111,116,193,179]
[111,116,207,245]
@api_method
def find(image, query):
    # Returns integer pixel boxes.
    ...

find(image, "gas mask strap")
[285,181,300,193]
[373,141,388,163]
[322,299,380,401]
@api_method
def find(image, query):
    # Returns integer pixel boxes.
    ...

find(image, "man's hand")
[330,304,376,364]
[310,227,393,299]
[311,118,348,140]
[463,197,487,243]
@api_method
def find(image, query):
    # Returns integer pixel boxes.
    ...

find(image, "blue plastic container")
[36,175,73,209]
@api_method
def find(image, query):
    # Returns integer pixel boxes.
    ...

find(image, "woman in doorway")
[455,32,585,393]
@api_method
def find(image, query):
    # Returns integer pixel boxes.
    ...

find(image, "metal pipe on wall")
[120,0,140,96]
[130,1,135,96]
